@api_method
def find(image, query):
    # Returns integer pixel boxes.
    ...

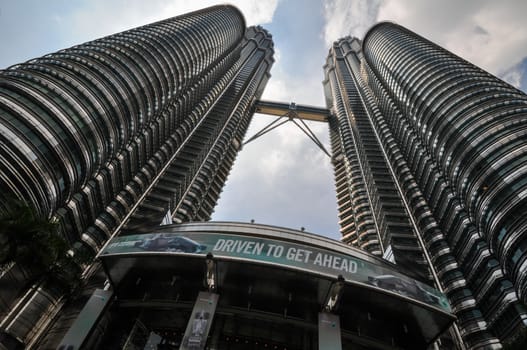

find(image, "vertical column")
[57,288,114,350]
[180,292,219,350]
[318,312,342,350]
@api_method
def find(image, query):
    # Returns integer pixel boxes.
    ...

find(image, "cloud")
[500,57,527,92]
[376,0,527,76]
[473,25,489,36]
[501,66,523,89]
[322,0,384,46]
[236,0,279,25]
[262,74,325,105]
[212,115,340,238]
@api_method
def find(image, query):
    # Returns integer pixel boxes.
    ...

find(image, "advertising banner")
[101,231,451,312]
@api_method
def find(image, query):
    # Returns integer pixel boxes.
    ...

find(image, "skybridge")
[246,100,332,156]
[254,100,330,122]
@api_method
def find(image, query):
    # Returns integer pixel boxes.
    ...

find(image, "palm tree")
[0,198,65,273]
[503,329,527,350]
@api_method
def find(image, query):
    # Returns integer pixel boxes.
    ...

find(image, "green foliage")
[0,198,61,270]
[47,254,83,293]
[0,198,82,291]
[503,328,527,350]
[71,241,96,266]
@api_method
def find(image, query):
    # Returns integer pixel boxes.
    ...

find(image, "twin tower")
[1,5,527,349]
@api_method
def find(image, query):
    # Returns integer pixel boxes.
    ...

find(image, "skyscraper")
[0,4,273,247]
[1,5,527,350]
[0,5,273,347]
[324,23,527,348]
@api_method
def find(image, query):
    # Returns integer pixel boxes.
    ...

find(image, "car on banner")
[134,234,207,253]
[367,275,442,306]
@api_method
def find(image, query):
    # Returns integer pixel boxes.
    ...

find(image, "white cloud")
[262,75,324,105]
[376,0,527,76]
[234,0,279,25]
[322,0,384,46]
[501,66,523,89]
[213,115,339,238]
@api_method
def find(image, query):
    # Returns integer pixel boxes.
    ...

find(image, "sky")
[1,0,526,240]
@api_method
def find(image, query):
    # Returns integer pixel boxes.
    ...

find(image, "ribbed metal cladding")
[0,5,245,245]
[324,49,382,257]
[0,6,274,347]
[353,22,527,347]
[359,59,500,348]
[121,26,274,231]
[324,39,432,282]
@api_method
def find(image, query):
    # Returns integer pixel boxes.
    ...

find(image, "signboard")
[100,231,451,312]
